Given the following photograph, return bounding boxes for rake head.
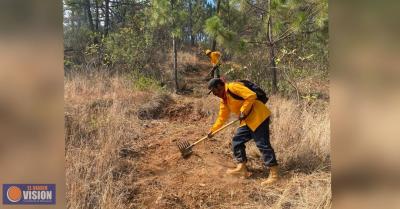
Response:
[176,140,193,158]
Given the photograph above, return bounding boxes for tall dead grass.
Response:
[65,71,146,209]
[268,96,330,173]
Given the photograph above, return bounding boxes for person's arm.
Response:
[210,100,230,133]
[229,82,256,116]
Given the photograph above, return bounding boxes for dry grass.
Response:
[268,96,330,173]
[65,71,145,209]
[65,71,331,209]
[178,51,199,67]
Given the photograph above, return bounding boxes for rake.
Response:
[177,119,239,158]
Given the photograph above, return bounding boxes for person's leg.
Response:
[215,65,220,78]
[251,117,279,185]
[251,117,278,167]
[226,125,253,177]
[232,126,252,163]
[210,68,215,78]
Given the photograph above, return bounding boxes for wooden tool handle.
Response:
[192,119,239,146]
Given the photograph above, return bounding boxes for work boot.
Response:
[226,163,251,178]
[261,165,279,186]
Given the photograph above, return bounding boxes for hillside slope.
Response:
[65,60,331,209]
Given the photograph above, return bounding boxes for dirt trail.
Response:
[128,63,310,208]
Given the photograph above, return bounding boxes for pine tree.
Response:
[150,0,188,93]
[232,0,328,94]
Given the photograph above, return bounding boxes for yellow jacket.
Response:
[210,51,221,65]
[210,82,271,132]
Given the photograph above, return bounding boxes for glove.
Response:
[207,131,214,138]
[239,112,246,121]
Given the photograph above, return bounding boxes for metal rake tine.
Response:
[184,141,191,149]
[182,143,188,150]
[177,142,184,151]
[177,141,189,151]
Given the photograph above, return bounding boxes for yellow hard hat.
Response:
[205,49,212,55]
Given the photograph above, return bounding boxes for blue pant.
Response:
[232,118,278,167]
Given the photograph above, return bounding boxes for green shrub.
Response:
[103,28,148,70]
[126,71,164,92]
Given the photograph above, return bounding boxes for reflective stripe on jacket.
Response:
[210,82,271,132]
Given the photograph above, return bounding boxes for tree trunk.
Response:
[71,10,76,30]
[95,0,99,31]
[211,0,221,50]
[189,0,194,46]
[267,0,278,94]
[173,36,178,92]
[269,40,278,94]
[227,0,231,29]
[77,10,82,28]
[104,0,110,35]
[170,0,179,92]
[85,0,94,31]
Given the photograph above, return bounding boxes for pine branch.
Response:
[245,40,268,45]
[244,0,267,14]
[274,3,324,44]
[109,0,150,8]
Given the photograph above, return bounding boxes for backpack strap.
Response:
[227,88,244,100]
[227,81,249,101]
[227,87,254,117]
